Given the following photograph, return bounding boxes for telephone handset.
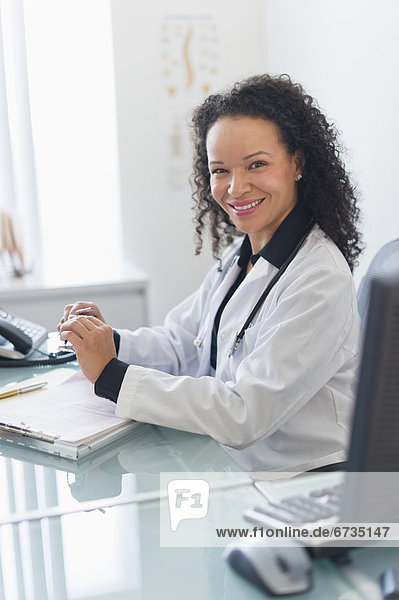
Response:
[0,308,47,359]
[0,319,34,356]
[0,307,75,366]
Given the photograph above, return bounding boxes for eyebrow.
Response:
[243,151,273,160]
[209,151,273,166]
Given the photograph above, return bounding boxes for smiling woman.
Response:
[206,117,301,255]
[191,74,362,272]
[59,74,363,473]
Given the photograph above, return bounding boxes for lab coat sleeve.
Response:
[115,264,219,376]
[115,264,359,449]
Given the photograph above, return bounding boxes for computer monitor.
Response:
[341,274,399,523]
[347,274,399,472]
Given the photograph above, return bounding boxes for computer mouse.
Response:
[225,540,313,596]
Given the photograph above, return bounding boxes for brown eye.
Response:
[249,160,267,169]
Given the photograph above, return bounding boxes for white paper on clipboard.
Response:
[0,369,137,459]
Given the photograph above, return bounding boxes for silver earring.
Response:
[296,174,302,181]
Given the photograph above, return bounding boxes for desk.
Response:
[1,364,399,599]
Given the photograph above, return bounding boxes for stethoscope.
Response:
[227,217,316,357]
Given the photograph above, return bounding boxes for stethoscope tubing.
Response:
[228,218,316,357]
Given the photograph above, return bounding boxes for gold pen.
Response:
[0,381,48,400]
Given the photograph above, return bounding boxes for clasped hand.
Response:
[57,302,116,384]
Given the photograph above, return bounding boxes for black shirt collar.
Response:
[237,204,314,269]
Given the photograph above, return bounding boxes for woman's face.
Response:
[206,116,302,254]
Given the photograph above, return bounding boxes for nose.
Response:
[227,170,251,198]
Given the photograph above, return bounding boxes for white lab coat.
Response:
[115,225,361,472]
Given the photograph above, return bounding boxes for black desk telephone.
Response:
[0,307,75,367]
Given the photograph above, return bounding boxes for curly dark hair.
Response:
[190,74,363,271]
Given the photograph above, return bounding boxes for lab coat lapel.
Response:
[219,258,278,332]
[194,254,243,376]
[207,257,242,318]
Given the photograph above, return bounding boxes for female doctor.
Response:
[58,74,363,472]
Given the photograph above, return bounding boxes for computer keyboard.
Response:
[245,482,343,528]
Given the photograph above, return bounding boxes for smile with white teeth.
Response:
[231,198,264,211]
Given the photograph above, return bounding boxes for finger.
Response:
[58,302,94,332]
[58,312,104,331]
[57,316,70,331]
[62,303,74,319]
[85,316,105,326]
[57,304,73,331]
[59,330,83,351]
[66,315,105,333]
[72,303,105,323]
[76,316,101,331]
[59,316,96,338]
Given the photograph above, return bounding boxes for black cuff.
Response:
[113,330,121,354]
[95,358,129,403]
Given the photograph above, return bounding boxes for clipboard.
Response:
[0,368,139,460]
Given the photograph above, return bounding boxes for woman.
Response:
[58,74,363,472]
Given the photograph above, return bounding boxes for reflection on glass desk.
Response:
[2,491,399,600]
[0,423,244,524]
[3,365,399,599]
[0,362,247,600]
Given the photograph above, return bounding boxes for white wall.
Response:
[111,0,399,326]
[261,0,399,285]
[110,0,265,324]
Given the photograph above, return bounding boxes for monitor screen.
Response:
[348,274,399,471]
